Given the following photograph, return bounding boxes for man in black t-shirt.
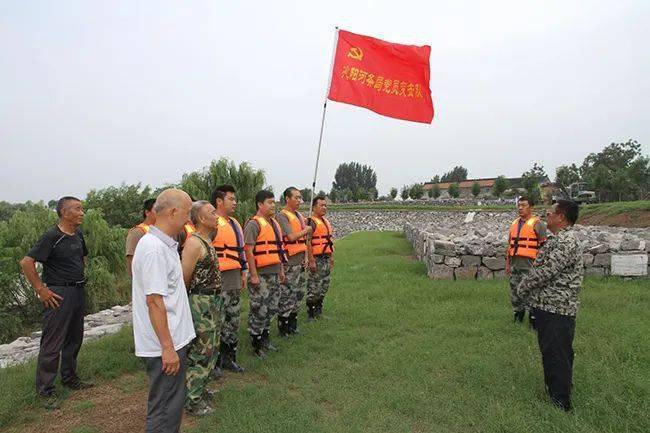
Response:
[20,196,93,409]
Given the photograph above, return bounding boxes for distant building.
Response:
[423,176,554,199]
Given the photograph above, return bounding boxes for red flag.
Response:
[327,30,434,124]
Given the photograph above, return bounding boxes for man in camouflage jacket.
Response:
[517,199,583,412]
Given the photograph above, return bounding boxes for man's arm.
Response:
[245,244,259,285]
[146,294,180,375]
[517,238,572,300]
[20,256,63,309]
[181,237,202,287]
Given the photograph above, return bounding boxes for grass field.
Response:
[1,232,649,433]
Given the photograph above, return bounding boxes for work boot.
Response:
[210,364,223,380]
[261,329,277,352]
[513,310,525,323]
[289,312,300,334]
[250,333,267,359]
[528,311,538,330]
[62,377,94,390]
[220,341,245,373]
[315,298,324,319]
[278,316,291,338]
[306,300,317,321]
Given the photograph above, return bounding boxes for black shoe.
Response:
[210,364,223,379]
[307,300,317,321]
[38,391,61,410]
[62,378,94,390]
[289,312,300,334]
[315,299,324,319]
[250,333,267,359]
[278,316,291,338]
[513,311,525,323]
[550,396,572,412]
[262,329,277,352]
[220,342,245,373]
[528,311,537,330]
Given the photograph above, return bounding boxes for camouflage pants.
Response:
[220,271,242,346]
[278,263,307,318]
[247,273,280,336]
[185,294,221,408]
[307,255,331,303]
[509,268,530,313]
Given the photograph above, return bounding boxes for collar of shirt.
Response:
[149,226,179,250]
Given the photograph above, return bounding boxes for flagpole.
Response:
[308,26,339,219]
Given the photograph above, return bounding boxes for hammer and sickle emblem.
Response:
[347,47,363,61]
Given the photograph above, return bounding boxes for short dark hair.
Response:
[312,195,326,207]
[142,198,156,218]
[518,195,535,206]
[56,196,81,217]
[555,199,579,225]
[283,187,299,202]
[211,184,236,205]
[255,190,274,209]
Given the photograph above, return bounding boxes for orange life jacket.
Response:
[508,216,542,259]
[310,216,334,256]
[250,215,287,268]
[212,216,246,271]
[184,223,196,236]
[134,223,150,234]
[280,209,307,257]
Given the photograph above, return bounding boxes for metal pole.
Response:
[307,26,339,219]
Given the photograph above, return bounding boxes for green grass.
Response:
[580,200,650,216]
[1,232,648,432]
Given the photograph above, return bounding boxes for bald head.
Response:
[153,189,192,236]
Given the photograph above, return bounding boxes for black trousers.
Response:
[144,346,189,433]
[533,308,575,409]
[36,285,85,395]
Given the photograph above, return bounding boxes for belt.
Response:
[47,280,86,287]
[188,288,219,296]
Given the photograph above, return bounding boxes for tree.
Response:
[580,140,649,201]
[85,183,153,229]
[521,163,547,204]
[448,183,460,198]
[429,183,441,198]
[179,157,266,222]
[409,183,424,199]
[440,166,468,183]
[389,187,398,200]
[471,181,481,197]
[400,185,410,200]
[492,176,509,198]
[431,175,440,183]
[555,164,581,196]
[331,162,378,203]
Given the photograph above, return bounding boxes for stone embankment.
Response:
[403,212,649,280]
[0,305,132,368]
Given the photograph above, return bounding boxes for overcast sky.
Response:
[1,0,648,203]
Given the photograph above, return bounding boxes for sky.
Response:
[1,0,649,203]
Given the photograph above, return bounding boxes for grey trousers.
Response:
[36,285,85,395]
[144,345,189,433]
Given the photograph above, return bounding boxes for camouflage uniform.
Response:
[185,294,221,408]
[247,273,280,335]
[516,227,584,411]
[285,263,306,314]
[185,234,222,410]
[307,255,331,306]
[509,268,529,313]
[220,270,242,346]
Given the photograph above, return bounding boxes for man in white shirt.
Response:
[132,189,196,433]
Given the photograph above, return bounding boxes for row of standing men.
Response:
[127,185,335,427]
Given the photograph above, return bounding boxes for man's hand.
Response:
[279,271,286,284]
[308,258,316,273]
[505,258,511,275]
[240,272,247,292]
[329,256,334,268]
[161,346,180,375]
[250,273,260,286]
[304,226,313,236]
[36,285,63,309]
